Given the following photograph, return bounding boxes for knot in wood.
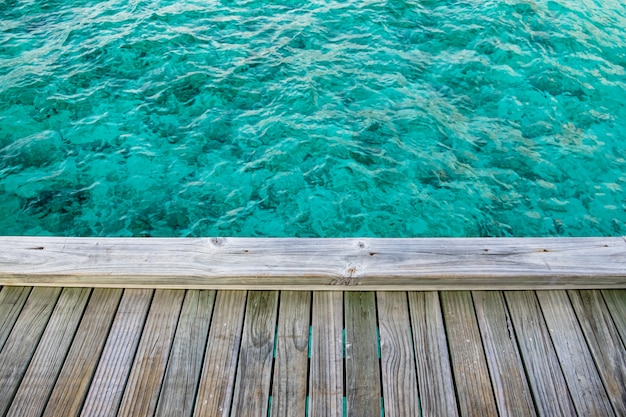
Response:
[210,237,225,247]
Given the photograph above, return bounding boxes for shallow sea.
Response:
[1,0,625,237]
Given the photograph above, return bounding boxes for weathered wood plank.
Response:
[601,290,626,347]
[376,291,419,416]
[536,290,615,417]
[154,290,216,417]
[472,291,536,417]
[0,287,62,416]
[0,286,31,352]
[408,291,459,417]
[271,291,311,417]
[80,289,153,417]
[344,291,381,417]
[1,237,625,289]
[440,291,498,417]
[6,287,91,417]
[568,290,626,415]
[42,288,122,417]
[504,291,577,417]
[309,291,343,417]
[230,291,279,417]
[117,289,186,417]
[193,290,247,417]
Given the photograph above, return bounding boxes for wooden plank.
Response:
[80,289,153,417]
[194,291,247,417]
[0,286,31,352]
[568,290,626,416]
[536,290,615,417]
[344,291,381,417]
[271,291,311,417]
[408,292,459,417]
[601,290,626,346]
[1,237,625,290]
[504,291,577,417]
[193,290,247,417]
[472,291,536,417]
[154,290,216,417]
[6,287,91,417]
[440,291,498,417]
[309,291,343,417]
[117,289,186,417]
[376,291,419,416]
[230,291,279,417]
[0,287,61,416]
[42,288,123,417]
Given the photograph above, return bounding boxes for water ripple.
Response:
[1,0,625,237]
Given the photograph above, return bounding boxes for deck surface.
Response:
[1,286,625,417]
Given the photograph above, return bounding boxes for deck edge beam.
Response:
[1,237,625,289]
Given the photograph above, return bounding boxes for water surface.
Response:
[1,0,625,237]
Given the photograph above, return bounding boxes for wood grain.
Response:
[568,290,626,415]
[271,291,311,417]
[80,289,153,417]
[0,287,61,416]
[344,291,381,417]
[117,289,186,417]
[536,290,615,417]
[601,290,626,347]
[309,291,343,417]
[472,291,536,417]
[155,290,216,417]
[504,291,577,417]
[43,288,122,417]
[0,286,31,352]
[440,291,498,417]
[230,291,279,417]
[376,291,419,416]
[6,287,91,417]
[1,237,625,289]
[408,292,459,417]
[193,290,246,417]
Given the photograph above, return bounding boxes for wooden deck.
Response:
[1,286,625,417]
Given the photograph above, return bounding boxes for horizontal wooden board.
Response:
[0,237,625,289]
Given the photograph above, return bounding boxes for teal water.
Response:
[1,0,625,237]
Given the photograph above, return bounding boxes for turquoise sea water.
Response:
[1,0,625,237]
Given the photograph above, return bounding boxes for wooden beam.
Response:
[0,237,625,290]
